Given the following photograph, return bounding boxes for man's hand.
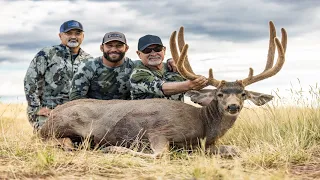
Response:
[188,76,208,90]
[37,107,52,117]
[166,58,177,72]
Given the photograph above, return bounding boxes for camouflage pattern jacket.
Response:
[69,57,135,100]
[24,44,92,121]
[130,61,185,101]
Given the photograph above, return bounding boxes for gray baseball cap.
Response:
[102,32,127,44]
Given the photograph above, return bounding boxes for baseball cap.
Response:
[102,32,127,44]
[138,35,163,51]
[60,20,83,33]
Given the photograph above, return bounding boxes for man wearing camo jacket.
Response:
[130,35,208,101]
[69,32,134,100]
[24,20,93,130]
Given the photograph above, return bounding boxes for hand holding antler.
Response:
[187,76,208,90]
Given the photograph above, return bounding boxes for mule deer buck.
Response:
[40,21,287,158]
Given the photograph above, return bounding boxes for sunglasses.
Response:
[141,46,163,54]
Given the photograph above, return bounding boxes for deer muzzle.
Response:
[226,104,240,114]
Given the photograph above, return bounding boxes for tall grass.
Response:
[0,86,319,179]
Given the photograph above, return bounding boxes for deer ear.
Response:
[185,89,216,106]
[246,90,273,106]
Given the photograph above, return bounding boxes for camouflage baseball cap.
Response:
[60,20,83,33]
[102,32,127,44]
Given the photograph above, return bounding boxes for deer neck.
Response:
[200,100,239,145]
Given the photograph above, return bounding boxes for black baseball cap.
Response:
[138,35,163,51]
[60,20,83,33]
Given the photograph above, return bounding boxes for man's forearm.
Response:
[24,78,41,110]
[161,81,191,96]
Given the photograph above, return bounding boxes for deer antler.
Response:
[208,68,221,87]
[170,28,197,80]
[170,27,221,87]
[241,21,287,86]
[177,27,195,75]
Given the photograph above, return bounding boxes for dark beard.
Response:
[103,52,125,63]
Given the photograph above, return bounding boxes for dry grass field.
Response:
[0,92,319,179]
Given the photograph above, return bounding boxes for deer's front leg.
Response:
[149,135,169,158]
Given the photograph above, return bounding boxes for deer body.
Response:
[40,98,237,150]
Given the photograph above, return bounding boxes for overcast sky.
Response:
[0,0,319,104]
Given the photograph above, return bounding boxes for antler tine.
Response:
[170,30,180,65]
[172,26,223,85]
[264,23,287,73]
[178,27,195,74]
[281,28,287,53]
[242,37,285,86]
[177,44,199,80]
[171,27,199,80]
[208,68,221,87]
[264,21,277,71]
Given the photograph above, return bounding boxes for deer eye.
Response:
[217,93,223,98]
[241,92,247,97]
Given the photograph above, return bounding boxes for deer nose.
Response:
[227,104,240,112]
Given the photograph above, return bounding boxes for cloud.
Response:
[0,0,320,98]
[123,0,320,40]
[1,0,319,64]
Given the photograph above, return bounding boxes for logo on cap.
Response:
[108,34,122,38]
[68,21,80,28]
[102,32,127,44]
[60,20,83,33]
